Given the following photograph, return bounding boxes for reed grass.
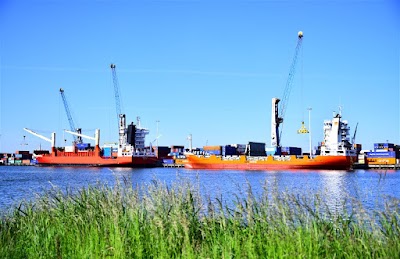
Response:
[0,177,399,258]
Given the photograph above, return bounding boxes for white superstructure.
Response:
[320,112,357,157]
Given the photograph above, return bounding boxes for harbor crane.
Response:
[271,31,304,148]
[59,88,82,144]
[64,129,101,155]
[23,128,56,154]
[110,64,127,148]
[351,122,359,144]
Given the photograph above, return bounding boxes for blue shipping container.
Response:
[103,147,112,157]
[163,159,174,164]
[366,151,396,158]
[224,145,237,156]
[77,143,90,149]
[374,143,394,149]
[207,150,221,155]
[280,147,302,155]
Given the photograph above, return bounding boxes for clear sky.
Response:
[1,0,399,154]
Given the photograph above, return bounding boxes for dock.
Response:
[162,163,185,168]
[353,163,400,170]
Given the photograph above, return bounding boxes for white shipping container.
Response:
[374,149,389,152]
[65,146,75,152]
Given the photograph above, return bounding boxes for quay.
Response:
[353,163,400,170]
[163,163,185,168]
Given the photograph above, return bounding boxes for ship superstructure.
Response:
[110,64,156,161]
[320,110,357,157]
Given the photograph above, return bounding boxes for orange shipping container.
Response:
[366,157,396,165]
[22,159,31,165]
[203,146,221,151]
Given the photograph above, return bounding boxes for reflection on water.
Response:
[0,166,399,214]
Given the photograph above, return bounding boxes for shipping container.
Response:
[366,157,396,165]
[374,143,395,150]
[14,160,22,165]
[175,158,187,165]
[281,147,302,155]
[223,145,237,156]
[22,159,31,165]
[155,146,171,158]
[14,154,23,159]
[163,159,174,164]
[170,146,184,153]
[22,154,32,160]
[103,147,112,157]
[206,150,221,155]
[65,146,75,152]
[16,150,30,155]
[203,146,222,151]
[366,151,396,158]
[76,143,90,150]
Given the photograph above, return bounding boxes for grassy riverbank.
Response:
[0,179,399,258]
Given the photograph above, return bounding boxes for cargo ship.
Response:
[25,119,158,167]
[185,98,357,170]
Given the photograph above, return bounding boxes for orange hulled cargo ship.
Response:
[184,98,357,171]
[185,153,354,170]
[185,32,357,171]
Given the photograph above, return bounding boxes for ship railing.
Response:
[247,156,267,161]
[272,156,291,161]
[222,156,241,161]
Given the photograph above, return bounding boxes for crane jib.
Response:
[278,34,303,142]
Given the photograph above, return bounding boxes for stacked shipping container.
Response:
[366,143,399,165]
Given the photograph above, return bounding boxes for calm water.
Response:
[0,166,399,213]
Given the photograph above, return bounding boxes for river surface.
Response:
[0,166,399,214]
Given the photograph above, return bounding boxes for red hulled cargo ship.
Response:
[27,127,159,167]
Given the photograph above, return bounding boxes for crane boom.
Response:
[271,31,303,148]
[64,129,100,147]
[352,122,358,144]
[110,64,122,118]
[110,64,127,148]
[23,128,56,147]
[59,88,82,144]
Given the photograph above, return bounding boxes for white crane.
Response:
[23,128,56,153]
[64,129,101,155]
[64,129,100,146]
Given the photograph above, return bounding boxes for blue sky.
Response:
[1,0,399,153]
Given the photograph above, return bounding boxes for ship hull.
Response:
[36,153,158,167]
[185,154,354,170]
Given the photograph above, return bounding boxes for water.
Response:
[0,166,399,214]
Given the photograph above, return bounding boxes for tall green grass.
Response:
[0,178,399,258]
